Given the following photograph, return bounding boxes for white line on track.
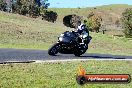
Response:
[34,59,132,63]
[1,59,132,64]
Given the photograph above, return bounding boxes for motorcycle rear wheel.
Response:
[74,45,88,57]
[74,48,82,57]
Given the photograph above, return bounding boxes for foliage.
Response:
[12,0,21,13]
[29,4,40,18]
[42,10,58,23]
[20,5,29,15]
[121,8,132,38]
[0,0,50,19]
[0,0,7,11]
[85,12,102,33]
[63,14,82,28]
[39,0,50,9]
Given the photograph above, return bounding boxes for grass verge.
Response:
[0,60,132,88]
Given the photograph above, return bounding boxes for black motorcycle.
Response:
[48,31,92,56]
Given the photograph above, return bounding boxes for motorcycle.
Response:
[48,31,92,56]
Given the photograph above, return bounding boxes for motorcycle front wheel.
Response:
[48,43,60,56]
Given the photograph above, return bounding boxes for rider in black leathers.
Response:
[74,21,91,44]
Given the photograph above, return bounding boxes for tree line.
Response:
[0,0,58,22]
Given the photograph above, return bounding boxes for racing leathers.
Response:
[76,23,90,44]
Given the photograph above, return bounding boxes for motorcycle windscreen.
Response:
[63,31,76,38]
[59,31,77,43]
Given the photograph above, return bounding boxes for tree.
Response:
[38,0,50,15]
[121,8,132,38]
[20,5,28,15]
[39,0,50,9]
[0,0,54,21]
[29,4,40,18]
[28,0,50,17]
[12,0,22,13]
[42,10,57,22]
[63,14,82,28]
[85,12,102,33]
[0,0,7,11]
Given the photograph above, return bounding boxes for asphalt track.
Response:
[0,48,132,64]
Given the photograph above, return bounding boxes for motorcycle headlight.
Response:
[59,37,63,41]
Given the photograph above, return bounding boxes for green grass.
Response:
[88,33,132,55]
[0,11,66,49]
[0,60,132,88]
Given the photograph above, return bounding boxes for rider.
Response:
[75,21,90,44]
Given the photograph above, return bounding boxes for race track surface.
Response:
[0,48,132,63]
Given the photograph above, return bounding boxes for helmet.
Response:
[78,24,85,30]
